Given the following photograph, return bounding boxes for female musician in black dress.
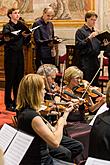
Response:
[16,74,83,164]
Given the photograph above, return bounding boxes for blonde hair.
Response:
[64,66,83,84]
[16,74,44,110]
[106,80,110,108]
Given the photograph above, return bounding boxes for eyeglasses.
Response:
[72,77,82,82]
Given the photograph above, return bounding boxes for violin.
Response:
[38,102,64,124]
[62,85,99,113]
[74,80,103,98]
[39,100,68,116]
[76,86,98,98]
[39,63,79,119]
[39,98,79,120]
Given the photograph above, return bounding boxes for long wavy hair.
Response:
[16,74,44,111]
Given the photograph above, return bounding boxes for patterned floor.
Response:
[0,89,15,128]
[0,89,5,112]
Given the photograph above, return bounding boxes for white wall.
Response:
[54,26,76,44]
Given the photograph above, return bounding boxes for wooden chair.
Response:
[98,56,109,93]
[59,45,75,70]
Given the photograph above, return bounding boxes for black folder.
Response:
[96,31,110,42]
[21,23,32,34]
[11,24,41,36]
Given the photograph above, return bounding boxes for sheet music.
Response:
[29,25,42,32]
[89,103,109,126]
[85,157,110,165]
[11,30,21,35]
[4,131,34,165]
[11,25,41,35]
[0,124,34,165]
[0,124,17,152]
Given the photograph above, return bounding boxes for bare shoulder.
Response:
[31,115,48,131]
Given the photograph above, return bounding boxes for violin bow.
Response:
[59,60,66,98]
[40,61,61,118]
[40,61,53,96]
[81,67,101,99]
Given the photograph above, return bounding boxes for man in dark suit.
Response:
[33,7,56,70]
[75,11,100,86]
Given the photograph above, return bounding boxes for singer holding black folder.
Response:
[75,11,107,87]
[2,8,31,111]
[32,7,56,70]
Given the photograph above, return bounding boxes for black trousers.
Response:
[4,50,24,107]
[108,57,110,79]
[35,46,55,70]
[81,56,100,86]
[49,135,83,163]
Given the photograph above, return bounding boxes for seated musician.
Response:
[63,66,106,118]
[16,74,83,164]
[88,80,110,161]
[37,64,60,100]
[37,64,83,122]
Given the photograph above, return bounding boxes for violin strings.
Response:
[60,60,66,100]
[40,61,61,119]
[81,67,101,99]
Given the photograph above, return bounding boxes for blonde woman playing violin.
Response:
[63,66,106,117]
[16,74,83,164]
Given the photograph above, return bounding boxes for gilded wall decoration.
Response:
[0,0,95,26]
[0,0,33,16]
